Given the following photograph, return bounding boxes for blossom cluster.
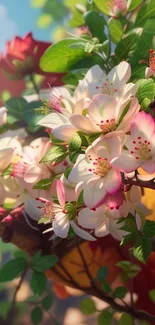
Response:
[0,61,154,242]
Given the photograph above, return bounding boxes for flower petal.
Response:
[104,169,122,194]
[52,124,77,142]
[71,221,96,241]
[112,153,140,173]
[53,212,70,238]
[56,180,65,208]
[38,112,70,128]
[84,178,107,209]
[78,206,105,229]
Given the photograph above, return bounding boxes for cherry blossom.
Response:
[113,111,155,174]
[68,134,123,209]
[70,94,140,134]
[0,137,22,175]
[38,180,96,241]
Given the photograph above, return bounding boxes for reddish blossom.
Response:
[0,32,64,82]
[0,70,25,106]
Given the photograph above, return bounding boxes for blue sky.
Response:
[0,0,52,51]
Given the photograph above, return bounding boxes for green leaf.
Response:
[38,217,49,224]
[31,306,43,325]
[64,166,72,179]
[40,145,67,163]
[97,310,112,325]
[33,178,54,190]
[97,266,108,281]
[115,29,140,61]
[50,133,65,145]
[65,203,77,220]
[119,214,137,232]
[93,0,110,15]
[69,9,85,27]
[0,258,26,282]
[2,163,13,176]
[77,190,84,207]
[69,132,82,152]
[128,0,143,11]
[14,250,28,260]
[118,313,133,325]
[6,97,27,124]
[101,281,112,294]
[30,252,58,272]
[102,40,110,58]
[149,289,155,303]
[114,286,127,299]
[40,39,86,73]
[120,232,137,246]
[116,261,141,278]
[117,102,131,126]
[84,11,107,42]
[133,235,152,263]
[42,295,53,310]
[31,271,47,296]
[143,220,155,237]
[23,100,44,132]
[69,151,79,163]
[108,18,123,44]
[80,298,96,315]
[135,0,155,27]
[136,79,155,104]
[141,98,151,110]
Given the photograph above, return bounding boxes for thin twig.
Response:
[76,244,155,322]
[122,176,155,190]
[6,264,29,320]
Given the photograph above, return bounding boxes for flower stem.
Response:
[29,74,40,96]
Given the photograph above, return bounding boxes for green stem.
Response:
[29,74,40,96]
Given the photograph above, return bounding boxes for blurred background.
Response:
[0,1,105,324]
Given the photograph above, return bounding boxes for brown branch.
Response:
[76,244,155,322]
[122,176,155,190]
[1,207,155,322]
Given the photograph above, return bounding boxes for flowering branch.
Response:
[122,174,155,190]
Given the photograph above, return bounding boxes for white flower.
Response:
[0,137,22,175]
[78,205,126,241]
[38,62,136,141]
[39,180,96,241]
[113,111,155,174]
[70,94,140,134]
[68,134,123,209]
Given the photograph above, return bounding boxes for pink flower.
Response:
[113,111,155,174]
[39,180,96,241]
[68,134,123,209]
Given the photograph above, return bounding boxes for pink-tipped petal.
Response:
[56,179,65,208]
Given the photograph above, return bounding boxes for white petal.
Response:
[84,178,107,209]
[71,221,96,241]
[104,169,122,194]
[131,111,155,140]
[70,114,100,133]
[108,61,131,89]
[38,112,70,128]
[78,206,105,229]
[24,197,42,221]
[88,94,117,124]
[53,212,70,238]
[68,155,92,184]
[112,153,140,173]
[95,223,109,237]
[52,124,77,142]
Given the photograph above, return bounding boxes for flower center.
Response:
[88,156,111,177]
[96,79,118,96]
[42,202,55,221]
[49,92,63,113]
[96,118,116,134]
[130,137,152,160]
[11,161,28,178]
